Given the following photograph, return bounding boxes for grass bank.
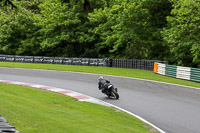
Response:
[0,83,154,133]
[0,62,200,88]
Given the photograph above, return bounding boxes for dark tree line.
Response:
[0,0,200,67]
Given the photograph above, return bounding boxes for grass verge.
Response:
[0,62,200,88]
[0,83,154,133]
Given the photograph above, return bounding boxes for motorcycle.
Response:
[102,83,119,99]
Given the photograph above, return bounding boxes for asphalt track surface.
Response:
[1,67,200,133]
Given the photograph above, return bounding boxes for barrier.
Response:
[157,63,166,75]
[0,55,109,67]
[0,54,165,71]
[111,59,162,71]
[191,68,200,82]
[154,62,200,82]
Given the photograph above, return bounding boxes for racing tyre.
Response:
[111,90,119,99]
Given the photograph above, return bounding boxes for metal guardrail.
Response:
[191,68,200,82]
[166,64,177,78]
[0,115,20,133]
[0,54,165,71]
[154,62,200,82]
[0,55,109,67]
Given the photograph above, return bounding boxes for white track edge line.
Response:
[0,79,166,133]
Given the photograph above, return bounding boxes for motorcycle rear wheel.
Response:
[111,90,119,99]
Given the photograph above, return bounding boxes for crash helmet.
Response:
[98,76,104,80]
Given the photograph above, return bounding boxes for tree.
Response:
[0,0,107,57]
[0,0,42,55]
[88,0,172,59]
[0,0,17,9]
[33,0,107,57]
[162,0,200,67]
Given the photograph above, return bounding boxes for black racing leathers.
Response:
[98,79,110,93]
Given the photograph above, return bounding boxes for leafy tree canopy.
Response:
[162,0,200,67]
[1,0,200,67]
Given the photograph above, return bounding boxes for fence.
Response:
[0,55,109,67]
[111,59,163,71]
[0,54,165,71]
[154,62,200,82]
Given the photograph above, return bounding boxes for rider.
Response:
[98,76,110,93]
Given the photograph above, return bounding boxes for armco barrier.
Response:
[191,68,200,82]
[177,66,191,80]
[166,64,177,78]
[154,62,200,82]
[0,54,165,71]
[157,63,166,75]
[0,55,109,67]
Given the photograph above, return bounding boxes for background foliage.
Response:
[0,0,200,67]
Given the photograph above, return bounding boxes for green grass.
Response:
[0,62,200,88]
[0,83,153,133]
[1,61,198,133]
